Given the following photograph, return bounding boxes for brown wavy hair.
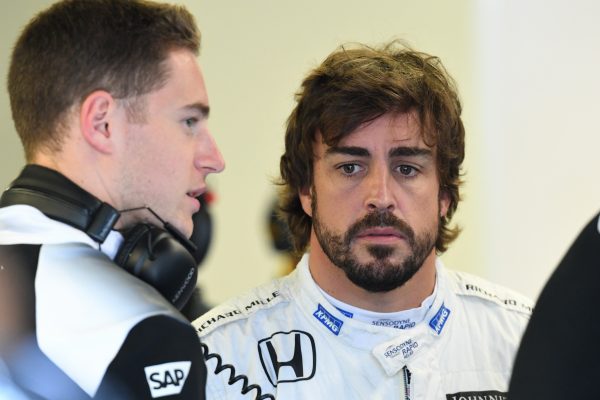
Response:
[278,41,465,254]
[8,0,200,160]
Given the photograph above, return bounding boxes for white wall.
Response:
[473,0,600,298]
[2,0,597,305]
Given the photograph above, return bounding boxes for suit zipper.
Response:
[402,366,411,400]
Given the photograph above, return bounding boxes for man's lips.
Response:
[354,227,407,241]
[187,187,206,198]
[186,189,205,212]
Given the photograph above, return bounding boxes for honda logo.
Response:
[258,330,316,386]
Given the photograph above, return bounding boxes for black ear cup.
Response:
[189,195,212,265]
[115,224,198,310]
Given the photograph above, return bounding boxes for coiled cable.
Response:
[201,342,276,400]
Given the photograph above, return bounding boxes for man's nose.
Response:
[195,130,225,174]
[364,166,396,212]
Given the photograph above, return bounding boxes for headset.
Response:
[0,164,206,310]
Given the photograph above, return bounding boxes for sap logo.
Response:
[429,303,451,335]
[258,330,316,386]
[313,304,343,335]
[144,361,191,398]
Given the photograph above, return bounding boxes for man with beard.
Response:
[194,41,531,399]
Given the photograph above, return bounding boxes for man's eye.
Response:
[184,117,198,128]
[339,164,361,175]
[397,165,417,176]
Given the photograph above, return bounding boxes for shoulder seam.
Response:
[450,271,533,315]
[194,289,284,335]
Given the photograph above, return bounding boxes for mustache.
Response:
[344,210,415,245]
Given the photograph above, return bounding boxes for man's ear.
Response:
[79,90,117,154]
[298,186,313,217]
[439,188,451,218]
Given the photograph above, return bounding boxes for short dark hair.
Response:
[279,41,465,254]
[8,0,201,160]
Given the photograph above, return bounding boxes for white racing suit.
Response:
[194,254,532,400]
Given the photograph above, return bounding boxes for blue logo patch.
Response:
[428,303,451,335]
[313,304,343,335]
[335,307,354,318]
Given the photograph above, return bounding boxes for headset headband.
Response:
[0,164,120,242]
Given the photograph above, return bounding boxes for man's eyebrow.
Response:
[325,146,370,157]
[389,146,432,158]
[324,146,433,159]
[182,103,210,118]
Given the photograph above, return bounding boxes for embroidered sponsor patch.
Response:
[446,390,507,400]
[195,291,280,334]
[428,303,450,335]
[463,283,533,313]
[313,304,343,335]
[144,361,191,398]
[372,318,415,329]
[383,338,419,360]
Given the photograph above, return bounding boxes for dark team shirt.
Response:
[509,212,600,399]
[0,205,206,399]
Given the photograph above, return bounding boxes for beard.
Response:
[312,196,438,293]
